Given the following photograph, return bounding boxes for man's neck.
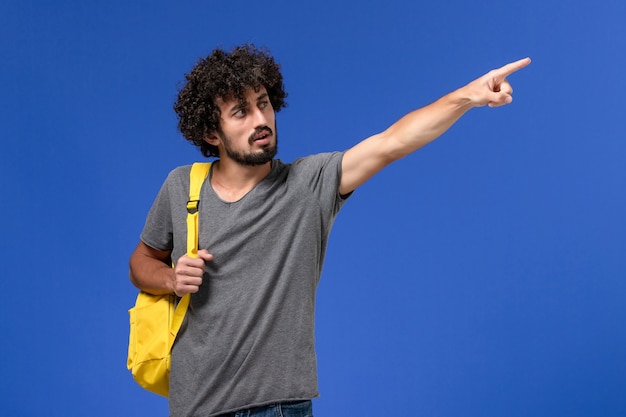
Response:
[210,159,272,203]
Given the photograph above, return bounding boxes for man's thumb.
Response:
[197,249,213,261]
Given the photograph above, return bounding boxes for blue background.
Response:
[1,0,625,416]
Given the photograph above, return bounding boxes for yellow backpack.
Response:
[127,162,211,397]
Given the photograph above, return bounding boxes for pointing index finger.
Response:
[494,57,531,79]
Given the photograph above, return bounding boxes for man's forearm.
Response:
[381,87,475,160]
[129,243,175,295]
[339,88,475,194]
[379,57,531,161]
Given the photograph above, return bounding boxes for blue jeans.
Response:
[217,400,313,417]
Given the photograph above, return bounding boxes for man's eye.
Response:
[234,109,246,117]
[259,101,268,109]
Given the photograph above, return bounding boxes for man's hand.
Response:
[173,249,213,297]
[464,57,531,108]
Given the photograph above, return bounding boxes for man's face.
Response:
[212,86,277,166]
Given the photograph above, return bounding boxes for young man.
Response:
[129,44,530,417]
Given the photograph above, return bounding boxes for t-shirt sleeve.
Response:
[140,170,178,252]
[292,151,352,219]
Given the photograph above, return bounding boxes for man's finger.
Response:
[197,249,214,261]
[499,80,513,95]
[494,57,531,79]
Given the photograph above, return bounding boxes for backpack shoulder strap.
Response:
[171,162,211,335]
[185,162,211,258]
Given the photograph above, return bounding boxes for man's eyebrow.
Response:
[228,93,268,112]
[229,100,249,112]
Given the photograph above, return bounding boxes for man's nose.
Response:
[253,107,268,126]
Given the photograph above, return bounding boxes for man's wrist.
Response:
[164,267,177,294]
[448,85,479,111]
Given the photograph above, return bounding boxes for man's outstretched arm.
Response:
[339,57,531,195]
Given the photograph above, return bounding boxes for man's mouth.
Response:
[250,127,273,144]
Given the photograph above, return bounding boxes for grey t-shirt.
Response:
[140,152,349,417]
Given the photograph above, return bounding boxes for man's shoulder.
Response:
[168,164,193,176]
[152,164,200,196]
[290,151,344,171]
[164,162,212,183]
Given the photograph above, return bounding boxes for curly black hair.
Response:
[173,44,287,158]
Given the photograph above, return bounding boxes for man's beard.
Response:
[219,125,278,166]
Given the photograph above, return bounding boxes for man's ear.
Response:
[204,133,220,146]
